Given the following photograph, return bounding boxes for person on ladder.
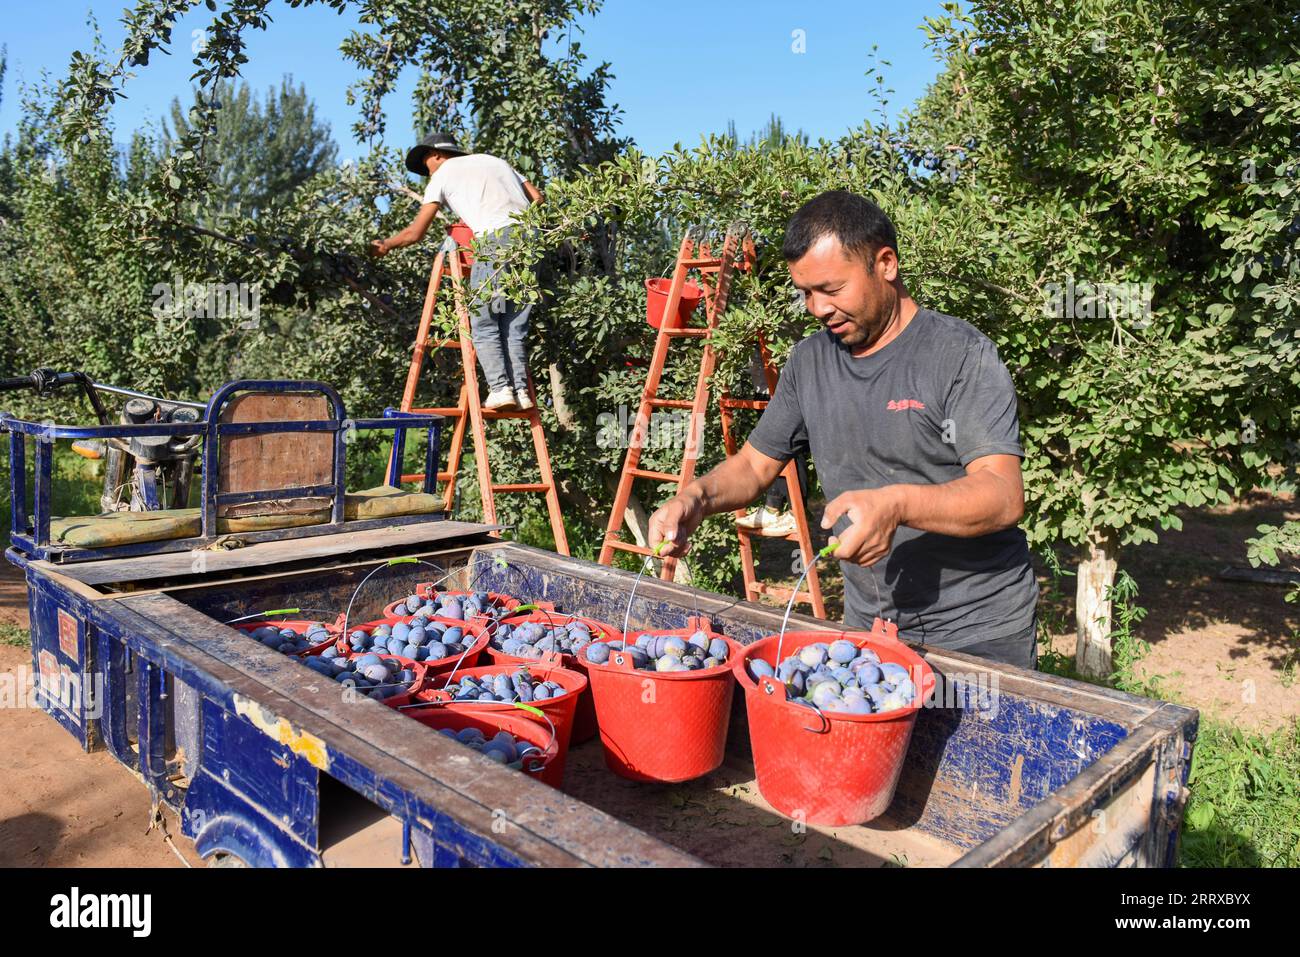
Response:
[648,190,1038,669]
[369,131,544,411]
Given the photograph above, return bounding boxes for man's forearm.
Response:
[682,455,769,517]
[888,471,1023,538]
[379,228,419,252]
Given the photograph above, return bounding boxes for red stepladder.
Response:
[389,225,569,555]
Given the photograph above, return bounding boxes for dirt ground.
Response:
[0,491,1295,866]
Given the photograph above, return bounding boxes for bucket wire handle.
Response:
[772,542,847,680]
[342,557,446,641]
[620,539,669,646]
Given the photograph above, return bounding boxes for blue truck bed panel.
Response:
[16,537,1198,868]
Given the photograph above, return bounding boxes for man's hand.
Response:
[368,239,389,258]
[648,493,705,559]
[820,487,903,566]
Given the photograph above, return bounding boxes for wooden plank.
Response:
[35,520,501,587]
[104,593,701,867]
[218,393,333,517]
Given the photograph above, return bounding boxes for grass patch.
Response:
[1181,721,1300,867]
[0,623,30,648]
[1036,570,1299,867]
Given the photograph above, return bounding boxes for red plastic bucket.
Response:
[346,618,489,677]
[447,221,475,266]
[734,620,935,826]
[582,617,739,782]
[403,705,565,788]
[483,611,620,745]
[412,662,586,770]
[645,278,705,330]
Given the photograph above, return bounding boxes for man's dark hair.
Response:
[782,190,899,264]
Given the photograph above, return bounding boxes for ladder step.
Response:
[433,339,462,348]
[409,406,464,417]
[482,409,534,420]
[748,581,814,602]
[628,467,683,483]
[605,539,659,557]
[680,258,722,267]
[491,482,551,493]
[720,397,768,411]
[399,471,454,483]
[662,328,710,339]
[646,398,694,410]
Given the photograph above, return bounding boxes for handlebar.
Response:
[0,369,87,394]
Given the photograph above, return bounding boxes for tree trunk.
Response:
[546,361,577,430]
[1075,536,1118,679]
[602,472,691,584]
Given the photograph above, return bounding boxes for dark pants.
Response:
[954,617,1039,670]
[766,453,810,511]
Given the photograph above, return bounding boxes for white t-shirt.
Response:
[421,154,531,236]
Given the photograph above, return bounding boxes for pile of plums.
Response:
[747,639,917,714]
[397,590,515,622]
[583,630,729,673]
[246,622,335,655]
[489,618,596,659]
[440,667,569,703]
[307,651,418,701]
[348,619,472,663]
[436,726,543,767]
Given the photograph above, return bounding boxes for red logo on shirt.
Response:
[887,399,926,411]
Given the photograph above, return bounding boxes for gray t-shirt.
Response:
[748,308,1037,649]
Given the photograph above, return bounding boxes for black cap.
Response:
[405,132,468,175]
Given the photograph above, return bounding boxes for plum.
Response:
[584,643,611,665]
[748,659,776,680]
[426,641,449,660]
[879,663,912,686]
[843,696,874,715]
[392,622,411,643]
[362,664,390,682]
[686,631,711,654]
[442,600,464,620]
[828,640,858,664]
[405,595,422,614]
[707,638,729,660]
[533,685,552,700]
[799,646,827,668]
[852,662,883,685]
[662,636,687,658]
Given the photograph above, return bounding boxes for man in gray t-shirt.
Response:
[648,190,1038,668]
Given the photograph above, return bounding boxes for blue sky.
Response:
[0,1,948,159]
